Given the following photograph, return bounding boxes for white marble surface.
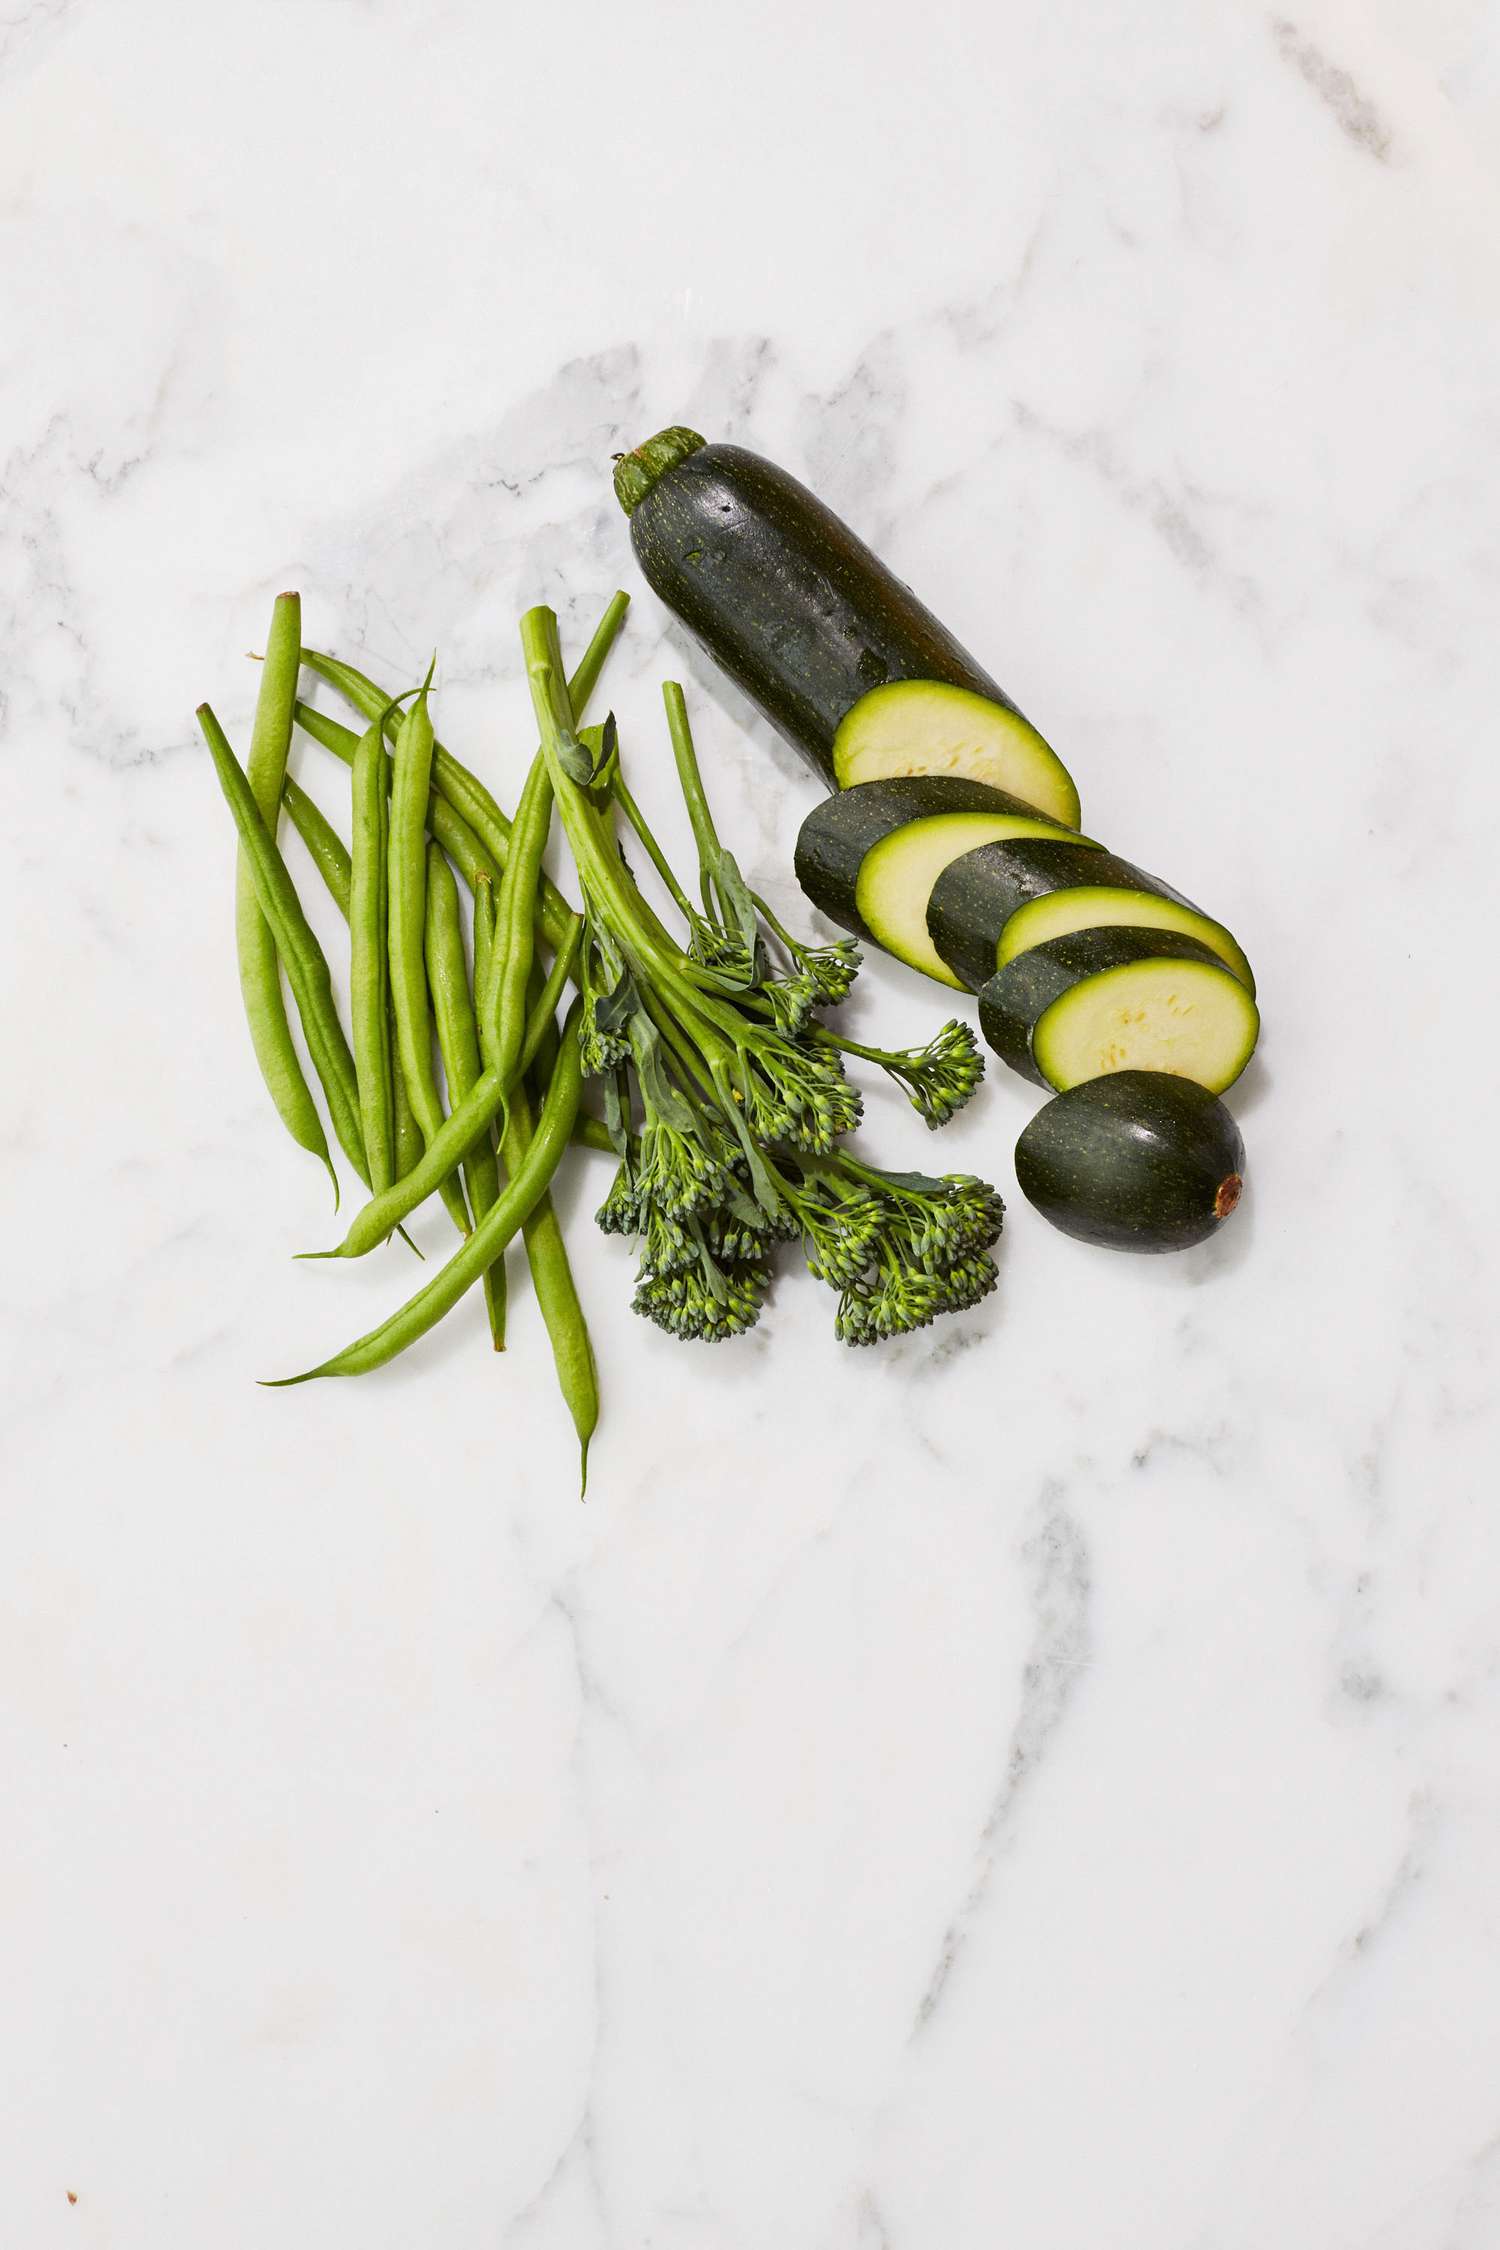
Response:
[5,0,1500,2242]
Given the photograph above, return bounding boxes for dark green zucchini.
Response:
[928,837,1255,994]
[1014,1071,1246,1253]
[794,777,1093,988]
[978,928,1252,1088]
[614,428,1080,823]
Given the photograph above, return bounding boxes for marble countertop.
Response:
[5,1,1499,2243]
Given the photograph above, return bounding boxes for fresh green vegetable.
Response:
[282,774,352,909]
[1032,955,1257,1096]
[282,774,427,1213]
[830,679,1079,824]
[499,1075,597,1487]
[295,700,499,899]
[794,777,1093,988]
[470,873,509,1337]
[426,843,507,1348]
[212,578,1008,1487]
[977,928,1239,1085]
[523,615,1001,1344]
[1014,1070,1246,1253]
[480,748,551,1108]
[928,838,1255,994]
[614,430,1078,817]
[350,711,398,1196]
[199,702,368,1190]
[234,593,334,1188]
[386,669,472,1239]
[270,1002,587,1382]
[300,590,629,955]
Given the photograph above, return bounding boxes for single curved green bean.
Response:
[483,747,551,1090]
[500,1076,597,1494]
[234,595,333,1187]
[518,915,582,1084]
[282,774,350,912]
[268,1005,584,1386]
[426,845,506,1349]
[279,777,425,1213]
[387,676,471,1238]
[200,703,367,1189]
[351,716,396,1195]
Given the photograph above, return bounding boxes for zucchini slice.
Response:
[1032,955,1258,1095]
[830,680,1080,827]
[928,837,1255,994]
[977,928,1244,1086]
[794,777,1096,989]
[1014,1070,1246,1254]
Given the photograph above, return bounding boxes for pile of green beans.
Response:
[200,591,631,1491]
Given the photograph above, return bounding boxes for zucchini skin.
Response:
[794,776,1074,948]
[1014,1070,1246,1253]
[928,839,1144,990]
[978,928,1232,1086]
[625,441,1031,789]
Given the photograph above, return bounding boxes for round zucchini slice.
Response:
[794,777,1093,989]
[1014,1070,1246,1254]
[977,927,1242,1087]
[1030,955,1259,1095]
[831,680,1081,829]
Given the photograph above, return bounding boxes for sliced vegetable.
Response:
[831,679,1078,824]
[794,777,1095,989]
[614,429,1078,817]
[1014,1070,1246,1253]
[929,838,1255,994]
[978,928,1259,1092]
[1032,957,1258,1096]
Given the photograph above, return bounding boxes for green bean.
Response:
[386,674,472,1238]
[351,716,396,1195]
[483,746,551,1091]
[282,775,351,912]
[525,956,562,1098]
[301,589,627,954]
[234,594,334,1188]
[471,873,511,1343]
[279,777,423,1227]
[314,944,581,1261]
[425,844,506,1350]
[499,1078,597,1494]
[519,916,582,1083]
[200,703,367,1189]
[294,702,497,893]
[268,1004,584,1386]
[472,870,497,1021]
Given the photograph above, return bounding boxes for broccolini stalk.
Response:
[518,603,1002,1345]
[813,1019,985,1129]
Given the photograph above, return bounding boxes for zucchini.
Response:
[1014,1070,1246,1253]
[830,680,1078,825]
[928,837,1255,994]
[978,928,1258,1090]
[614,428,1080,821]
[794,777,1094,989]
